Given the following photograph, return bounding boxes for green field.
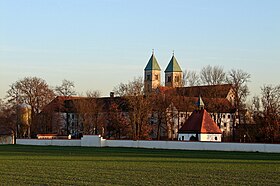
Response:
[0,145,279,185]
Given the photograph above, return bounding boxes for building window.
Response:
[167,76,171,82]
[215,137,218,140]
[228,115,231,119]
[181,113,184,117]
[182,136,184,141]
[175,76,179,82]
[224,123,227,127]
[155,74,159,80]
[223,114,226,119]
[146,75,151,81]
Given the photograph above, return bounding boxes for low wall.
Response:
[17,139,81,146]
[104,139,280,153]
[16,135,280,153]
[81,135,106,147]
[0,135,14,145]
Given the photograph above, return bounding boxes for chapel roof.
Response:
[179,109,222,134]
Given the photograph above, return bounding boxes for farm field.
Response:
[0,145,279,185]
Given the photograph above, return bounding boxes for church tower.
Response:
[164,53,183,87]
[144,51,161,94]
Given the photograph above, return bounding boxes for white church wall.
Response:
[178,133,196,141]
[199,134,222,142]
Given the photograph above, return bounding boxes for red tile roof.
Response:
[172,97,235,113]
[41,96,129,113]
[42,96,83,113]
[166,84,233,98]
[179,109,222,134]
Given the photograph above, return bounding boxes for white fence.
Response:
[16,135,280,153]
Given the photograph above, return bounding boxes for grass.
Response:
[0,145,279,185]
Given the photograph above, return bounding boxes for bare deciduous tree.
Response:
[0,101,17,141]
[149,91,170,140]
[6,77,55,136]
[200,65,226,85]
[226,69,250,111]
[259,85,280,142]
[7,77,55,115]
[114,77,152,139]
[105,102,130,139]
[86,90,101,98]
[113,77,144,97]
[226,69,250,141]
[73,92,102,136]
[182,70,200,87]
[55,79,76,96]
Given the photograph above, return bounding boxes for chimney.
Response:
[110,92,114,98]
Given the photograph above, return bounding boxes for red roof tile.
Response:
[179,109,222,134]
[166,84,233,98]
[41,96,129,113]
[172,97,235,113]
[42,96,83,113]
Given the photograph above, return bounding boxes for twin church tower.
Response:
[144,51,183,94]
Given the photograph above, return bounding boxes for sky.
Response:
[1,0,280,99]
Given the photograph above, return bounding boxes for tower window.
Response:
[146,75,151,81]
[175,76,179,82]
[167,76,171,82]
[155,74,159,80]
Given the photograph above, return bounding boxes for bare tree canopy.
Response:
[226,69,251,107]
[6,77,55,114]
[259,85,280,142]
[261,85,280,112]
[55,79,76,96]
[226,68,250,141]
[0,101,17,136]
[86,90,101,98]
[200,65,226,85]
[113,77,144,96]
[113,77,151,139]
[250,85,280,142]
[183,70,201,87]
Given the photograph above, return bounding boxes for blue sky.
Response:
[1,0,279,99]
